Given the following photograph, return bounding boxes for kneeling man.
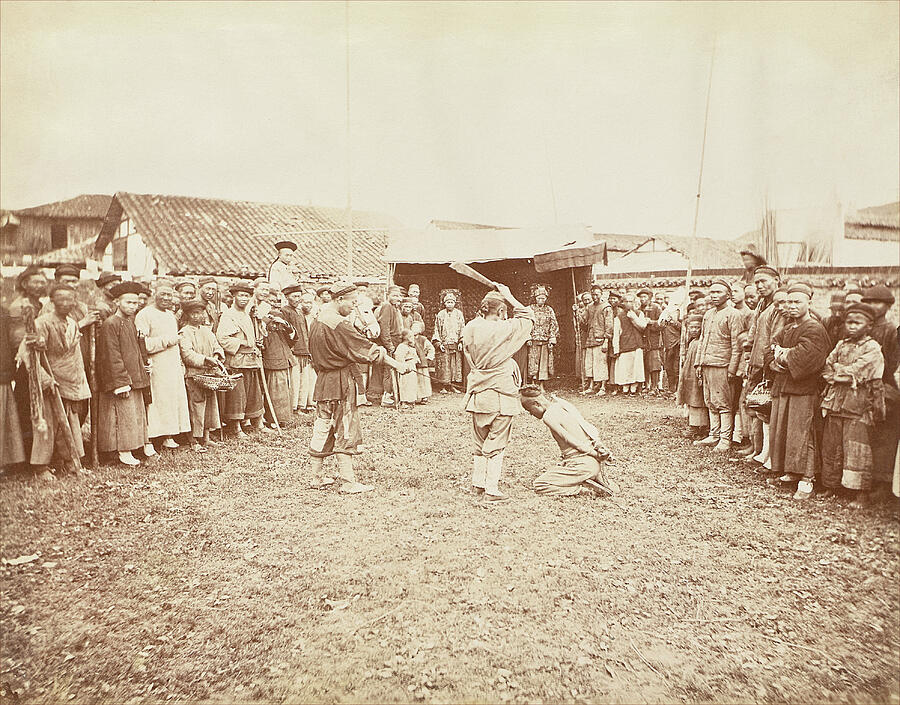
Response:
[520,386,617,496]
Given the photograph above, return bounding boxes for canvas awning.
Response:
[533,240,607,272]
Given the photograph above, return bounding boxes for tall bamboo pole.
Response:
[345,0,353,279]
[684,41,716,313]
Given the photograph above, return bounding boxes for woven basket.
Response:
[746,380,772,412]
[193,372,243,392]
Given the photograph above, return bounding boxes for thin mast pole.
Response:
[684,41,716,309]
[345,0,353,279]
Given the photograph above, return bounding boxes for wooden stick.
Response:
[257,360,282,433]
[21,307,46,435]
[39,350,83,472]
[629,640,664,678]
[87,323,99,468]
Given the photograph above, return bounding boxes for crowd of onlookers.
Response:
[2,249,898,506]
[572,257,899,506]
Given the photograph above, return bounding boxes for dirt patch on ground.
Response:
[1,392,898,704]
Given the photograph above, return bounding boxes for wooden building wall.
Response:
[0,217,102,265]
[393,260,592,377]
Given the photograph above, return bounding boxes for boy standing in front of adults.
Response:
[463,284,533,504]
[179,300,225,452]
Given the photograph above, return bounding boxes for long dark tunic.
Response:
[310,307,382,401]
[97,313,150,393]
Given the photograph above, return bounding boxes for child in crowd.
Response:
[394,328,420,409]
[677,314,708,439]
[179,300,225,452]
[519,386,617,497]
[820,303,885,507]
[414,326,435,404]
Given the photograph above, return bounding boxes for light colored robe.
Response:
[135,305,191,438]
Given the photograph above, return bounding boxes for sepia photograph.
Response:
[1,1,898,703]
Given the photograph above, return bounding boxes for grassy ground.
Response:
[1,390,898,704]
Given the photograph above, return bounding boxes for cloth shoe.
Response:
[713,412,733,452]
[694,412,721,447]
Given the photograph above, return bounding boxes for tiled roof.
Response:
[12,194,112,219]
[845,202,899,242]
[36,239,97,266]
[93,192,402,278]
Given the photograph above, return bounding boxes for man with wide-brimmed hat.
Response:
[308,281,409,493]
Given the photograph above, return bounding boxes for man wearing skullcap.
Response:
[135,279,192,452]
[738,265,786,464]
[198,276,221,332]
[406,283,425,317]
[281,285,313,413]
[462,285,534,503]
[677,314,709,438]
[95,281,151,466]
[432,290,466,394]
[820,303,885,506]
[27,284,92,473]
[40,265,99,369]
[637,287,663,394]
[216,281,269,437]
[821,290,848,347]
[694,279,744,452]
[268,241,299,294]
[308,282,409,492]
[368,285,405,405]
[178,299,225,451]
[526,285,559,392]
[765,282,831,500]
[92,272,122,322]
[860,285,899,492]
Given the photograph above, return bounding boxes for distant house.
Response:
[37,192,402,280]
[0,194,111,266]
[735,201,900,268]
[589,232,743,289]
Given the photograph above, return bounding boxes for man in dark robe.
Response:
[861,286,899,493]
[765,282,831,500]
[308,282,408,493]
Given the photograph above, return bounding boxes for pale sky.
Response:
[1,1,898,239]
